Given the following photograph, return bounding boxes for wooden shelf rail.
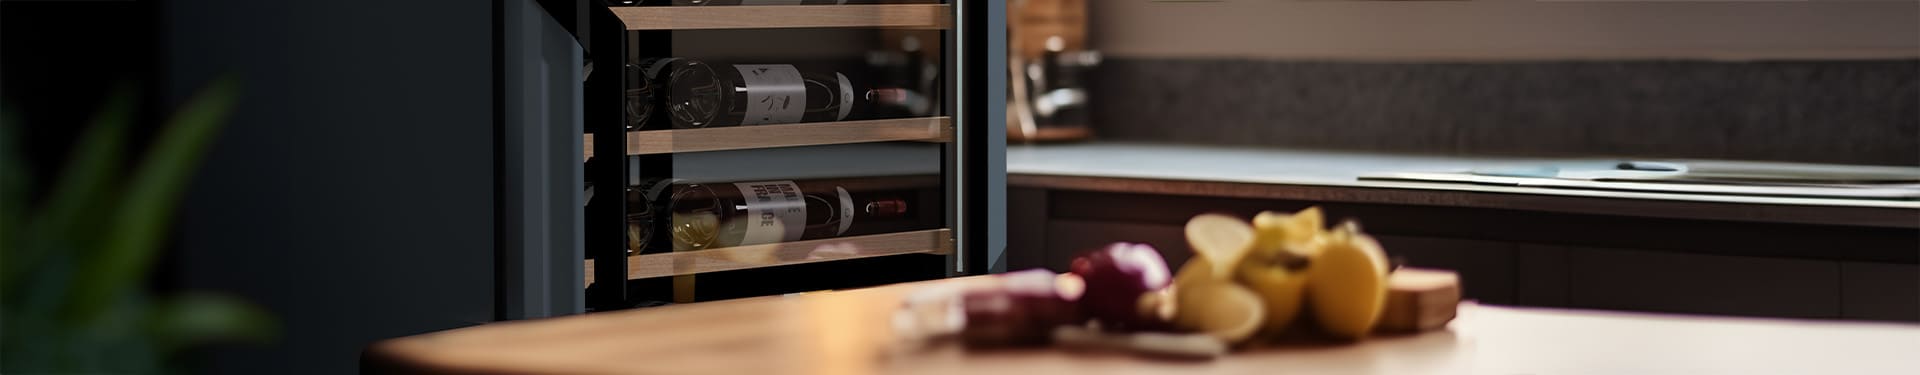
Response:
[613,4,953,30]
[585,228,953,284]
[585,116,951,159]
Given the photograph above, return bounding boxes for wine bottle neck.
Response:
[863,197,908,218]
[867,88,909,104]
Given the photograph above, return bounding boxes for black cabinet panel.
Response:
[1007,187,1051,271]
[1014,186,1915,322]
[1841,262,1920,322]
[1374,236,1517,305]
[1515,245,1571,307]
[1043,220,1187,273]
[1565,247,1839,319]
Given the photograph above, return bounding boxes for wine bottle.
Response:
[865,33,941,118]
[636,58,869,129]
[624,176,937,254]
[623,61,654,130]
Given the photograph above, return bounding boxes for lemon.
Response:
[1250,207,1324,256]
[1236,248,1312,335]
[1183,214,1254,281]
[1172,280,1266,344]
[1305,223,1390,339]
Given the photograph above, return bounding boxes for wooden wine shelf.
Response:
[585,116,951,159]
[614,4,953,30]
[585,228,953,284]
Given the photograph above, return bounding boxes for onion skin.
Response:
[1070,242,1174,332]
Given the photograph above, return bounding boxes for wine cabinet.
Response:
[582,0,979,310]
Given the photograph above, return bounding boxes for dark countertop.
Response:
[1007,142,1920,228]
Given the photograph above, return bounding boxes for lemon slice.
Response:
[1173,281,1266,344]
[1184,214,1254,280]
[1251,206,1325,255]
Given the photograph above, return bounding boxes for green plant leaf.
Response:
[67,77,238,321]
[147,292,276,354]
[2,87,132,292]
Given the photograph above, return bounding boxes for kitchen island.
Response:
[365,275,1920,374]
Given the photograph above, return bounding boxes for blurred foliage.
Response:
[1,78,275,373]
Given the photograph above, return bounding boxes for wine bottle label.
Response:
[734,181,806,245]
[836,186,855,235]
[734,64,807,125]
[836,72,855,121]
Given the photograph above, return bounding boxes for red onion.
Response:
[1070,242,1173,331]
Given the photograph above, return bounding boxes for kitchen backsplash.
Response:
[1089,59,1919,166]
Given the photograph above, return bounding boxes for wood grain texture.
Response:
[614,4,953,30]
[584,117,952,159]
[1009,173,1920,229]
[366,276,1920,375]
[1378,268,1462,334]
[585,228,952,284]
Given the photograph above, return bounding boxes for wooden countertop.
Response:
[1009,143,1920,228]
[366,276,1920,374]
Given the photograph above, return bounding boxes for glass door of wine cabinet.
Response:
[583,0,968,310]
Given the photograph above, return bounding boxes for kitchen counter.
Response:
[1009,142,1919,228]
[1005,143,1920,320]
[365,275,1920,374]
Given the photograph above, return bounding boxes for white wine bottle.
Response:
[623,176,938,254]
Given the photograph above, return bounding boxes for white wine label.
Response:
[734,181,806,245]
[835,72,855,121]
[836,186,855,235]
[735,64,807,125]
[640,57,681,79]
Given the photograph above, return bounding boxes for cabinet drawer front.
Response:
[1374,236,1516,304]
[1841,262,1920,321]
[1043,220,1188,272]
[1566,248,1839,319]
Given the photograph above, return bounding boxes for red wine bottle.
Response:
[636,58,868,129]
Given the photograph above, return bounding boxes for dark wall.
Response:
[1,0,160,195]
[1089,59,1920,166]
[166,1,496,373]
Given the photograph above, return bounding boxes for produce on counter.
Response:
[1052,325,1227,359]
[1182,213,1255,279]
[1069,242,1173,331]
[1171,279,1265,344]
[1376,267,1462,333]
[1303,222,1391,339]
[958,269,1087,347]
[919,207,1454,358]
[1236,208,1321,335]
[1170,208,1400,342]
[1251,207,1322,253]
